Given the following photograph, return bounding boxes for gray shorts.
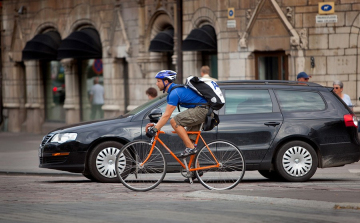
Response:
[172,106,208,141]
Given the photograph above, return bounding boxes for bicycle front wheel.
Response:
[195,140,245,190]
[116,140,166,191]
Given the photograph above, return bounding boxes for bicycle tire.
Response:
[116,140,166,191]
[195,140,245,190]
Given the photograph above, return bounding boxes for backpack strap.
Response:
[169,85,185,112]
[169,84,186,92]
[169,84,209,112]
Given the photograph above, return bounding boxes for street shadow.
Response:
[241,178,358,183]
[40,177,358,184]
[41,179,95,184]
[37,173,359,184]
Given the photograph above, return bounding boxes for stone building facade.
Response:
[1,0,360,133]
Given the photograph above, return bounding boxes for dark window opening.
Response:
[78,59,104,121]
[255,51,288,80]
[167,52,175,71]
[41,61,66,122]
[201,52,218,79]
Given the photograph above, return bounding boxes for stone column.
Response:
[2,62,26,132]
[61,59,80,124]
[24,60,44,133]
[287,49,298,81]
[102,58,123,118]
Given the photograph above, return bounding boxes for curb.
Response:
[185,191,360,210]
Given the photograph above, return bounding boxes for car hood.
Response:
[49,116,134,133]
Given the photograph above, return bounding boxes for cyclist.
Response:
[146,70,209,158]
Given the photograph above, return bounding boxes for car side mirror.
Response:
[148,108,162,123]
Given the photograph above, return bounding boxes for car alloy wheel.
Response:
[275,141,318,182]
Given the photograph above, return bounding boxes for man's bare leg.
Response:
[170,119,194,149]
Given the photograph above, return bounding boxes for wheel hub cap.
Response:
[282,146,312,177]
[96,147,125,178]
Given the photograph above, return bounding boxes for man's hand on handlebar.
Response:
[145,123,154,132]
[145,123,158,138]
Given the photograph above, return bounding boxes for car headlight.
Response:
[51,133,77,143]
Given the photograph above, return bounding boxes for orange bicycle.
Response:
[116,111,245,192]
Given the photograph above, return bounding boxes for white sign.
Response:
[227,20,236,28]
[316,15,337,23]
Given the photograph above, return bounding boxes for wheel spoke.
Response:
[116,141,166,191]
[195,140,245,190]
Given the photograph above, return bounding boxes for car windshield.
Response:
[122,94,167,117]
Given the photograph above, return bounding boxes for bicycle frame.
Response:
[141,130,220,171]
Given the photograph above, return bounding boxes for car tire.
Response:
[88,141,124,183]
[258,170,283,181]
[275,141,318,182]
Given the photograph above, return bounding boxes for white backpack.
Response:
[184,76,225,110]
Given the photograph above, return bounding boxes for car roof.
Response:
[218,80,331,91]
[218,80,321,86]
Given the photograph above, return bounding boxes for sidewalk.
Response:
[0,131,80,176]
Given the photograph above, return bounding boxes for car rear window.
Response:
[224,89,272,115]
[275,90,326,112]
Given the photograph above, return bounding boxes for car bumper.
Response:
[39,141,86,173]
[320,142,360,168]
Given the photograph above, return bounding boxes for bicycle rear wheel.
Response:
[195,140,245,190]
[116,140,166,191]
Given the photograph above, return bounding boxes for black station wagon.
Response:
[39,80,360,182]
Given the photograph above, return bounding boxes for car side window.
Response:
[224,89,273,115]
[275,90,326,112]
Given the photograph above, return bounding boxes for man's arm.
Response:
[154,104,176,130]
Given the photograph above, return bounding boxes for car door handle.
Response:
[264,122,280,127]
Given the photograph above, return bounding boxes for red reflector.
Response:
[344,114,358,128]
[53,86,57,92]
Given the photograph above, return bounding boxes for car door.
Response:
[217,87,283,168]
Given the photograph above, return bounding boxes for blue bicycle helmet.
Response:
[155,70,177,93]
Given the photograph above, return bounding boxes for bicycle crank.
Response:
[182,158,193,184]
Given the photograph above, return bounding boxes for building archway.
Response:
[183,7,219,79]
[22,28,63,132]
[58,27,103,123]
[146,12,175,73]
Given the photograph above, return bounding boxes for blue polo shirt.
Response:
[167,84,207,108]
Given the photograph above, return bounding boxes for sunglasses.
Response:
[333,87,341,89]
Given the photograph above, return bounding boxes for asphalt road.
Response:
[1,132,360,222]
[1,171,360,223]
